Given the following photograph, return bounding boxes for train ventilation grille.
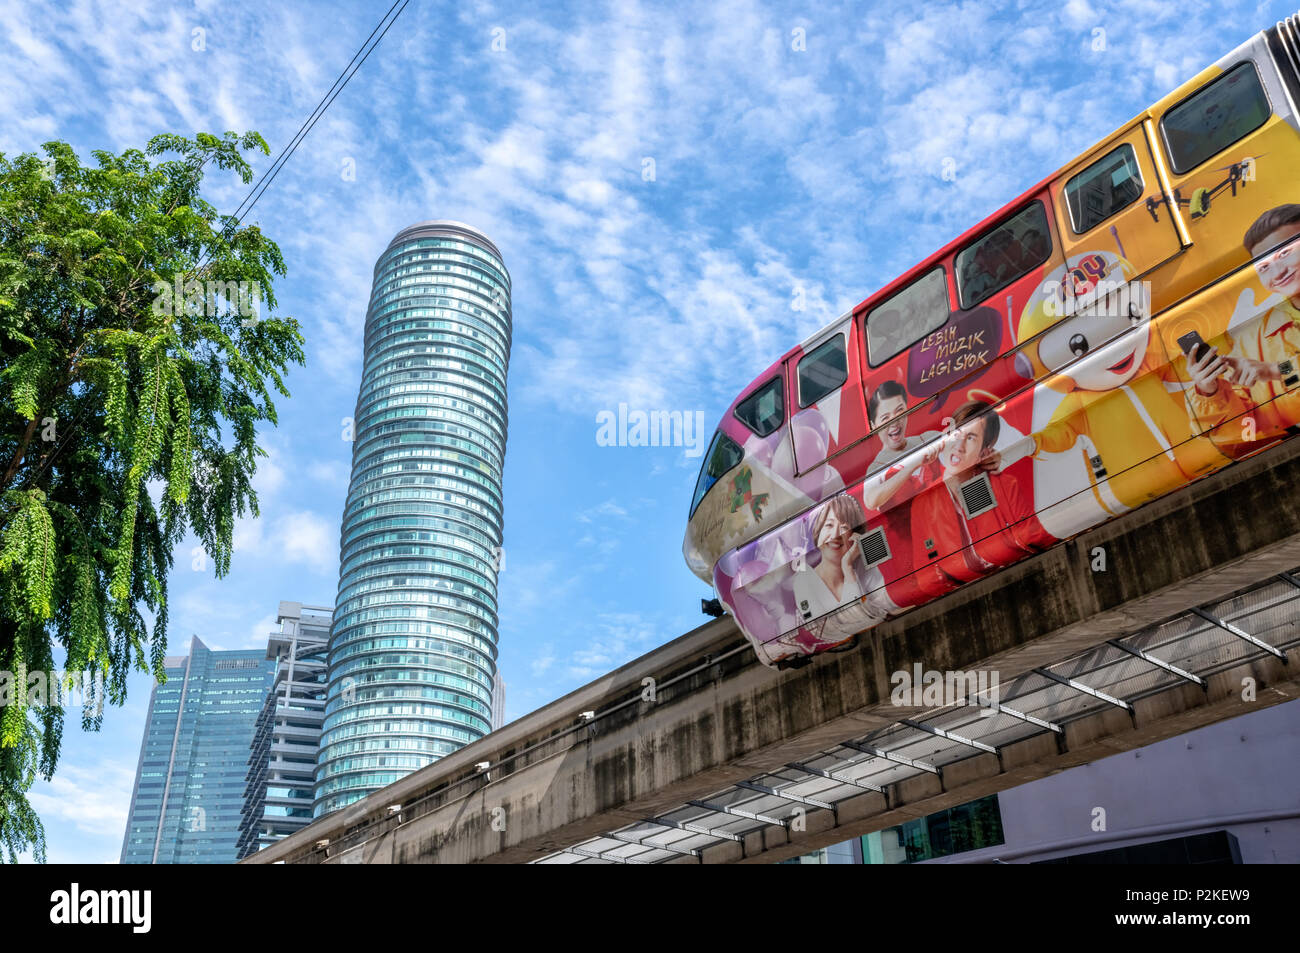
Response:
[858,527,892,568]
[1281,13,1300,79]
[958,473,998,519]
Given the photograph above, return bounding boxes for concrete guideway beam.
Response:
[245,437,1300,865]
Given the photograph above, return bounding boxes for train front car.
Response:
[683,356,804,591]
[685,317,896,670]
[685,12,1300,672]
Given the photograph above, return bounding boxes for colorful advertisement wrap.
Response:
[687,35,1300,668]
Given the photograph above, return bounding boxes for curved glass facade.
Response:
[315,221,510,817]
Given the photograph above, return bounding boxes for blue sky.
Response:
[2,0,1292,863]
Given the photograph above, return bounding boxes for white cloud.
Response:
[563,612,661,681]
[307,458,349,486]
[577,500,629,523]
[276,510,337,573]
[244,612,279,650]
[232,513,264,558]
[1062,0,1099,30]
[27,761,136,840]
[530,645,556,677]
[252,440,288,498]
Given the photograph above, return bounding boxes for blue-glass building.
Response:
[315,221,510,817]
[120,637,276,863]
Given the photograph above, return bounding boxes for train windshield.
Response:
[690,431,744,516]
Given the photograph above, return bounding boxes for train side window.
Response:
[866,268,950,366]
[1161,61,1270,175]
[1065,144,1144,233]
[956,202,1052,310]
[734,376,784,436]
[689,431,745,517]
[797,335,848,408]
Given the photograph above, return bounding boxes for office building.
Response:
[316,221,510,816]
[120,637,275,863]
[237,602,331,858]
[492,670,507,732]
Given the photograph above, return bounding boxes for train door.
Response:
[1153,45,1300,307]
[1052,119,1188,317]
[1015,122,1213,538]
[785,317,868,501]
[1150,43,1300,451]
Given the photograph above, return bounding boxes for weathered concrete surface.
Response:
[244,437,1300,865]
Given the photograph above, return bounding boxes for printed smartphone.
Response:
[1177,330,1212,364]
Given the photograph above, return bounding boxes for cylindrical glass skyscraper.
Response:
[315,221,510,817]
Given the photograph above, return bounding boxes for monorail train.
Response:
[684,13,1300,669]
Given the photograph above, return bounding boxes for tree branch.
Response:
[1,416,39,491]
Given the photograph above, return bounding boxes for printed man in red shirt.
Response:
[906,399,1054,601]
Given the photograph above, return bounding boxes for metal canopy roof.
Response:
[534,571,1300,864]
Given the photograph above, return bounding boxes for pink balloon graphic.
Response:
[793,414,829,464]
[736,559,770,589]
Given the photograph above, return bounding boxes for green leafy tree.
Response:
[0,132,304,861]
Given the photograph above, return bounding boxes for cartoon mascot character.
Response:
[1010,251,1233,518]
